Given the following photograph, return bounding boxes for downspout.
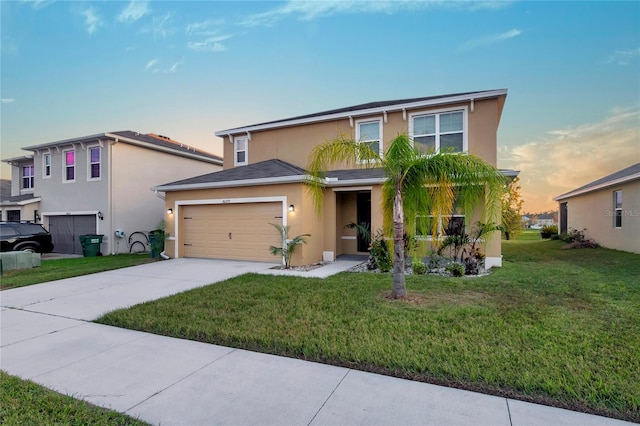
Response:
[109,139,116,254]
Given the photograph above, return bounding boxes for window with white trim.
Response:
[415,193,465,238]
[63,149,75,182]
[234,137,248,166]
[43,153,51,178]
[613,190,622,228]
[411,110,465,154]
[88,146,101,180]
[22,165,34,189]
[356,118,382,162]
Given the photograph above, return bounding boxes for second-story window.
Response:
[64,150,75,182]
[411,110,465,154]
[88,146,101,180]
[234,137,248,166]
[43,153,51,178]
[356,118,382,162]
[22,165,34,189]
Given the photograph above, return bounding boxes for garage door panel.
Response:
[182,203,282,262]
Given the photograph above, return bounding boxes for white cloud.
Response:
[186,19,225,35]
[187,35,231,52]
[19,0,55,10]
[241,0,509,27]
[144,59,158,71]
[118,1,150,23]
[142,12,175,39]
[499,107,640,211]
[604,47,640,65]
[144,59,184,73]
[457,28,521,51]
[1,98,15,104]
[82,7,103,35]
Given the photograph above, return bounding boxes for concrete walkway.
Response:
[0,259,633,425]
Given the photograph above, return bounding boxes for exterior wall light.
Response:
[97,211,104,220]
[288,204,295,212]
[167,208,173,215]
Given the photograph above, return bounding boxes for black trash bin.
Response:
[148,229,165,259]
[79,234,104,257]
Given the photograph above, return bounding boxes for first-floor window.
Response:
[614,190,622,228]
[22,165,34,189]
[416,215,465,238]
[88,146,101,179]
[64,150,75,182]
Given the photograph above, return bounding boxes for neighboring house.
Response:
[536,213,556,226]
[553,163,640,254]
[154,89,517,267]
[2,132,222,255]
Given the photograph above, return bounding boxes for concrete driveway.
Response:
[0,258,633,425]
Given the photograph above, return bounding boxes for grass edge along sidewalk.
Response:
[96,238,640,423]
[0,371,148,426]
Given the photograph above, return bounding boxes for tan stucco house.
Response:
[2,132,222,255]
[155,89,515,267]
[553,163,640,254]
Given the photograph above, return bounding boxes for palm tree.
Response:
[306,133,505,298]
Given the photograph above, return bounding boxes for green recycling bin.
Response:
[148,229,165,259]
[79,234,104,257]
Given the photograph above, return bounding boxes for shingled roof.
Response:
[554,162,640,201]
[21,131,222,165]
[216,89,507,136]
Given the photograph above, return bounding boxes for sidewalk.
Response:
[0,259,633,425]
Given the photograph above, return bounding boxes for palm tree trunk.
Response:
[392,184,406,298]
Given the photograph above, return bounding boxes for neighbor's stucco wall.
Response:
[111,142,222,254]
[559,180,640,253]
[221,97,503,170]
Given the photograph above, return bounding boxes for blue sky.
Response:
[1,0,639,211]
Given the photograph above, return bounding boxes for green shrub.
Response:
[445,262,465,277]
[411,257,427,275]
[540,224,558,239]
[368,230,392,272]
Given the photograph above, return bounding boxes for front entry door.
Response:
[356,192,371,252]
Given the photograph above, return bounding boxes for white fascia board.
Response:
[22,133,107,151]
[215,90,508,137]
[153,174,305,192]
[104,133,222,165]
[327,178,386,187]
[553,172,640,201]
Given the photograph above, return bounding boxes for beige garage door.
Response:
[182,203,283,262]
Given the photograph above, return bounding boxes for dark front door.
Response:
[559,202,568,234]
[356,192,371,252]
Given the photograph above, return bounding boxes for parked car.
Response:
[0,222,54,253]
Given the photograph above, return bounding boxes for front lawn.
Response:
[0,254,155,290]
[0,371,148,425]
[96,239,640,422]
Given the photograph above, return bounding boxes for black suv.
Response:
[0,222,54,253]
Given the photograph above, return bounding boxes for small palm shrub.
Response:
[269,224,310,269]
[368,230,392,272]
[540,224,558,239]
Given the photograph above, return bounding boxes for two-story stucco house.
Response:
[154,89,515,267]
[2,131,222,255]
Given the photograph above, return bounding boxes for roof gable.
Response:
[554,162,640,200]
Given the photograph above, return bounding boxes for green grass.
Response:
[0,254,155,290]
[96,239,640,422]
[0,371,148,425]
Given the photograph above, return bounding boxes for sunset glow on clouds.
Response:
[500,107,640,212]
